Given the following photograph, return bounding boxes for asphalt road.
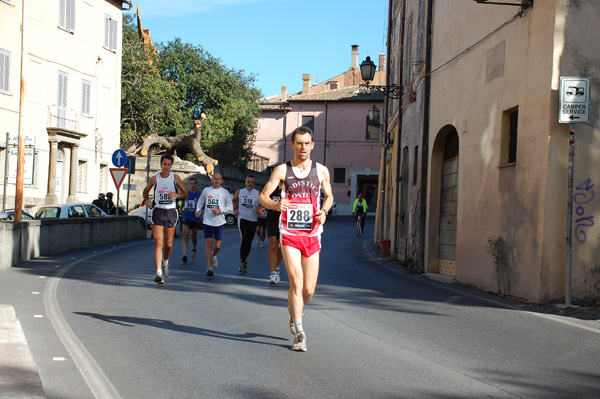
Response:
[2,217,599,399]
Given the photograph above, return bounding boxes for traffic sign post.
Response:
[559,77,591,124]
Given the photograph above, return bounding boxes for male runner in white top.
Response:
[195,173,233,277]
[142,154,188,284]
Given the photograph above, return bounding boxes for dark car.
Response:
[0,209,35,221]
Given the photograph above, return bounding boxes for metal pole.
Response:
[3,132,9,210]
[565,128,575,306]
[145,153,150,231]
[126,158,131,212]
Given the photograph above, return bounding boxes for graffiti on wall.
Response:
[574,179,595,243]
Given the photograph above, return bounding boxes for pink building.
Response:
[254,45,385,215]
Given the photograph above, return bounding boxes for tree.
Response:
[120,15,188,152]
[157,39,261,167]
[120,16,262,168]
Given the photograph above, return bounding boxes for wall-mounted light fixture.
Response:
[360,56,402,99]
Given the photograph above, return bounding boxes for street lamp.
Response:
[360,56,402,99]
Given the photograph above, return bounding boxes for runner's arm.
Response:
[259,165,286,211]
[173,175,188,200]
[316,165,333,224]
[142,176,157,208]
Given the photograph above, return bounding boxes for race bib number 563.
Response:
[286,204,313,230]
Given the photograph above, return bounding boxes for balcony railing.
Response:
[47,105,94,133]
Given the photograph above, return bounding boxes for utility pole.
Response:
[15,0,28,222]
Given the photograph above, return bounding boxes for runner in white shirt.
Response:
[142,154,188,284]
[232,176,263,273]
[195,173,233,277]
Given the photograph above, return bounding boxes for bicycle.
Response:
[356,213,365,236]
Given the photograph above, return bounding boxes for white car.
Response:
[36,203,108,219]
[128,205,153,225]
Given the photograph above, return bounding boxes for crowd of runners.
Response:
[142,126,334,352]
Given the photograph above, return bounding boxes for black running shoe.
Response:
[206,267,214,277]
[155,274,164,284]
[182,255,188,263]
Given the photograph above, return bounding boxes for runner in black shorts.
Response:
[142,154,188,284]
[181,178,202,263]
[265,185,283,285]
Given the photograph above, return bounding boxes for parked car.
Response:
[0,209,35,220]
[224,210,237,226]
[129,205,153,225]
[35,203,108,219]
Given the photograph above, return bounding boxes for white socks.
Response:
[293,318,304,334]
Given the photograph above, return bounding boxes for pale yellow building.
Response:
[376,0,600,303]
[0,0,131,212]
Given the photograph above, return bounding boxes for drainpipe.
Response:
[394,0,406,253]
[378,0,393,241]
[418,0,434,271]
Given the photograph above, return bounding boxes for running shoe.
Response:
[238,261,247,273]
[163,261,170,278]
[206,267,214,277]
[274,272,281,284]
[155,274,164,284]
[191,250,197,260]
[211,255,218,268]
[269,272,278,285]
[256,238,261,245]
[289,317,296,335]
[261,242,265,248]
[182,255,188,263]
[292,332,307,352]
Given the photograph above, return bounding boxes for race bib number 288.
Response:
[286,204,313,230]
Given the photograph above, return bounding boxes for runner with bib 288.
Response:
[259,126,333,352]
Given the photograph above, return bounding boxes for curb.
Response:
[0,305,47,399]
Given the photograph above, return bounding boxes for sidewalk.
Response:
[0,305,46,399]
[364,240,600,330]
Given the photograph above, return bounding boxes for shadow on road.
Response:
[74,311,289,348]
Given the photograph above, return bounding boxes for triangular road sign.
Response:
[109,168,128,189]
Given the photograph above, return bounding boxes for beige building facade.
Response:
[376,0,600,303]
[0,0,131,212]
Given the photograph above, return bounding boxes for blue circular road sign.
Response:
[112,149,127,168]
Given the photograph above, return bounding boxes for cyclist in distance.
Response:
[352,193,368,233]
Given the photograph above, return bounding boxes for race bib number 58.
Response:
[286,204,313,230]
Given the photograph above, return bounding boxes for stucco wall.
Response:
[0,217,146,271]
[427,1,565,302]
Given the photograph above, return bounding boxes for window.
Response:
[81,80,91,116]
[413,145,419,186]
[416,0,425,64]
[405,20,412,86]
[99,163,107,193]
[78,160,87,192]
[57,72,68,128]
[104,14,118,51]
[333,168,346,184]
[366,113,380,140]
[0,49,9,94]
[302,115,314,134]
[500,107,518,165]
[508,110,518,163]
[328,81,338,90]
[58,0,75,33]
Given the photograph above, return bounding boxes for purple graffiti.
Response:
[574,179,595,243]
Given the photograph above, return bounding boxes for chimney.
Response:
[351,44,359,69]
[302,74,312,95]
[281,85,287,102]
[379,53,386,72]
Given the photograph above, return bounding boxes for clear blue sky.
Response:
[133,0,389,98]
